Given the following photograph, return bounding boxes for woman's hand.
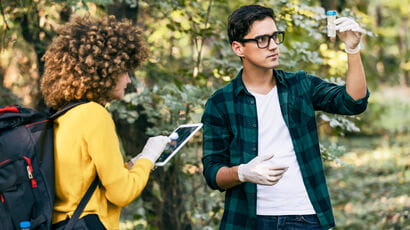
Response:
[128,136,170,168]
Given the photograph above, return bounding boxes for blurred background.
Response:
[0,0,409,229]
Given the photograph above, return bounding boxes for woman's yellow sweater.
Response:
[53,102,152,229]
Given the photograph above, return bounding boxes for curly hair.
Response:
[40,15,148,110]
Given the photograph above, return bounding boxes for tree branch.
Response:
[193,0,213,77]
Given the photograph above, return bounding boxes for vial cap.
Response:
[20,221,31,228]
[326,10,337,15]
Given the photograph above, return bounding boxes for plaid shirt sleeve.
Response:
[201,94,232,190]
[201,78,259,230]
[308,73,370,114]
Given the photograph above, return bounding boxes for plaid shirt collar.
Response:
[233,68,289,96]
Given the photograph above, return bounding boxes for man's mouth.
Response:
[267,53,278,59]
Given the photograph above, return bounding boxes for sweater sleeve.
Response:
[83,103,152,207]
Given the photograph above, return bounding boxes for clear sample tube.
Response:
[326,10,337,37]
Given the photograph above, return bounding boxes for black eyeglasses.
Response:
[239,31,285,49]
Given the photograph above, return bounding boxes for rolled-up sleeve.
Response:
[308,73,370,115]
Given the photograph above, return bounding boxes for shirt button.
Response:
[250,100,255,104]
[253,123,257,128]
[252,147,257,152]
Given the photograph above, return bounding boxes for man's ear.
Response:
[231,41,245,58]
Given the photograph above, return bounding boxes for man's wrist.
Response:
[345,44,361,54]
[215,166,243,190]
[237,164,245,182]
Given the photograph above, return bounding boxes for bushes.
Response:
[325,135,410,229]
[0,87,21,106]
[359,87,410,135]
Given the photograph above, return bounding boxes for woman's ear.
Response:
[231,41,245,58]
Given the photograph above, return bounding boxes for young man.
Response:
[201,5,369,230]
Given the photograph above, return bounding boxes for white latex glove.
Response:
[237,153,288,186]
[129,136,170,166]
[335,17,364,53]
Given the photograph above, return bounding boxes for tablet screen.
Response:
[155,123,203,166]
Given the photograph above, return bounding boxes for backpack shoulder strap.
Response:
[49,101,88,120]
[37,101,88,162]
[64,176,100,230]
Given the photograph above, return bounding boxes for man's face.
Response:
[233,17,280,69]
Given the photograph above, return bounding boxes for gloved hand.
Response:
[237,153,288,185]
[335,17,365,54]
[129,136,170,167]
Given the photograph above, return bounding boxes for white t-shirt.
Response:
[251,87,315,215]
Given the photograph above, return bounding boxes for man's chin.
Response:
[267,62,279,69]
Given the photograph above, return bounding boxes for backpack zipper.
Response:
[22,156,38,188]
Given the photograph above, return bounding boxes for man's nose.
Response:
[268,37,278,50]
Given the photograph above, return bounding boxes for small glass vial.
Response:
[326,10,337,37]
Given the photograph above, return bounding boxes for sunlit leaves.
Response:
[109,81,210,135]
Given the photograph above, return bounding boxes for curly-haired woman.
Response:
[40,15,169,229]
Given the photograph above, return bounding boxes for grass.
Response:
[324,134,410,229]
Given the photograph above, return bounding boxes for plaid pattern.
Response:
[201,69,369,230]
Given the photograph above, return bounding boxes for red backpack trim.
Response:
[0,106,20,115]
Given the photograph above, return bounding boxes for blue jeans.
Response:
[256,214,324,230]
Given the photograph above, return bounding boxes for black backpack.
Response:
[0,102,86,230]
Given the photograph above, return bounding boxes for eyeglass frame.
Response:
[238,31,285,49]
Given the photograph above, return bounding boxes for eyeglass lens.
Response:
[257,32,284,48]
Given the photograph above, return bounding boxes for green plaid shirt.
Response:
[201,69,369,230]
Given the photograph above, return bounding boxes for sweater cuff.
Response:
[132,158,154,170]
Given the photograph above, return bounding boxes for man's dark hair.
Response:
[227,5,276,44]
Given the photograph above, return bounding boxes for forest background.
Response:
[0,0,409,229]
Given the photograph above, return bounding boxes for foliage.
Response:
[356,87,410,135]
[110,83,210,131]
[1,0,410,229]
[0,0,109,108]
[324,134,410,229]
[359,0,410,87]
[0,86,20,105]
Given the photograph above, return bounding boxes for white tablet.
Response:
[155,123,203,167]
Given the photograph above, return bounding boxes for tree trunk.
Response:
[107,0,139,23]
[375,5,387,83]
[141,156,193,230]
[319,0,346,11]
[398,16,409,87]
